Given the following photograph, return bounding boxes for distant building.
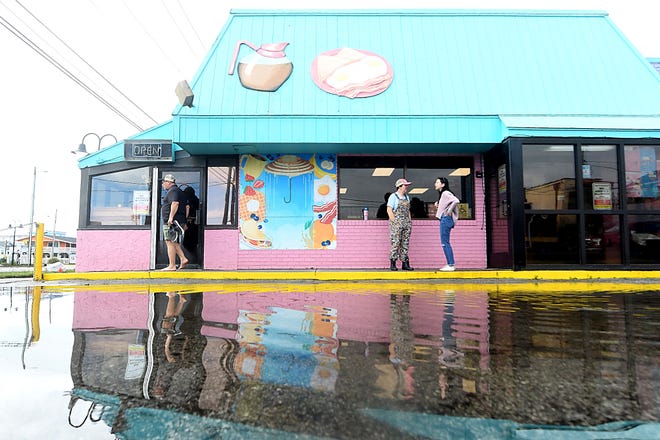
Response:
[11,233,77,264]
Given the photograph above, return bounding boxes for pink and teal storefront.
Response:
[75,10,660,271]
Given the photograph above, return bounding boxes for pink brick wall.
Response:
[204,229,239,269]
[77,221,486,271]
[205,218,486,270]
[76,230,151,271]
[203,179,487,270]
[77,160,488,271]
[203,155,488,270]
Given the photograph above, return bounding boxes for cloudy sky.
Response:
[1,0,658,238]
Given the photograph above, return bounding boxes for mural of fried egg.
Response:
[314,174,337,204]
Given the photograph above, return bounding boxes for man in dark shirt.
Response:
[161,174,188,270]
[377,192,392,219]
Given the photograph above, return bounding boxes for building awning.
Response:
[500,115,660,138]
[173,115,504,155]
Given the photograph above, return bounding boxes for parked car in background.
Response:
[630,221,660,258]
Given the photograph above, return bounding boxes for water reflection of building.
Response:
[525,178,576,211]
[488,291,659,424]
[69,288,492,436]
[68,287,658,436]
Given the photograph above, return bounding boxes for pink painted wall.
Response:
[203,172,488,270]
[76,229,151,271]
[76,158,487,271]
[203,229,239,269]
[200,219,486,270]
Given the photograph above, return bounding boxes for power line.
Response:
[160,0,200,58]
[15,0,159,126]
[120,0,187,76]
[175,0,205,51]
[0,14,144,131]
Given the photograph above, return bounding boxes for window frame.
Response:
[81,163,153,230]
[337,155,476,220]
[205,156,239,228]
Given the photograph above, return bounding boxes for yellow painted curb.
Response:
[42,269,660,282]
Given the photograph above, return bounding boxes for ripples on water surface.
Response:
[0,282,659,439]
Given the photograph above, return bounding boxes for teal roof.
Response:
[77,120,181,169]
[168,9,660,154]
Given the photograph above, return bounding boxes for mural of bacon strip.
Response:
[314,201,336,212]
[320,202,337,224]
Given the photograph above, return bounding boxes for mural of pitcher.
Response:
[228,41,293,92]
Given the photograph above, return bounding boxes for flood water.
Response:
[1,281,659,439]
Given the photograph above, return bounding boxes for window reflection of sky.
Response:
[90,167,150,225]
[523,145,575,189]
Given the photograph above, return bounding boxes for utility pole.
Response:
[28,166,36,266]
[51,210,58,260]
[10,224,21,265]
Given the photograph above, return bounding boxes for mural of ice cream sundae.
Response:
[239,153,272,248]
[239,153,338,250]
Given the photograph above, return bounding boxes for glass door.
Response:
[155,169,203,269]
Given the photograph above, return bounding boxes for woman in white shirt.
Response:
[434,177,459,271]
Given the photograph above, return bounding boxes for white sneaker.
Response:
[440,265,455,272]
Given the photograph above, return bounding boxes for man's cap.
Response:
[395,178,412,187]
[163,174,176,183]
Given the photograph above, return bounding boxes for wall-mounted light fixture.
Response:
[175,80,194,107]
[71,132,118,155]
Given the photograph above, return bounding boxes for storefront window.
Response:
[523,145,576,210]
[206,166,238,226]
[585,214,620,264]
[338,156,474,220]
[629,214,660,264]
[521,141,660,267]
[525,214,578,264]
[89,167,152,226]
[624,145,660,210]
[582,145,619,210]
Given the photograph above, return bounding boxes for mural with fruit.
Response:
[238,153,337,250]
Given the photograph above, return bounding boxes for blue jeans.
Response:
[440,216,455,266]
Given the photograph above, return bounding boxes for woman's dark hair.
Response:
[436,177,451,200]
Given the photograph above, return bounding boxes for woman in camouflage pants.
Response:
[386,178,414,271]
